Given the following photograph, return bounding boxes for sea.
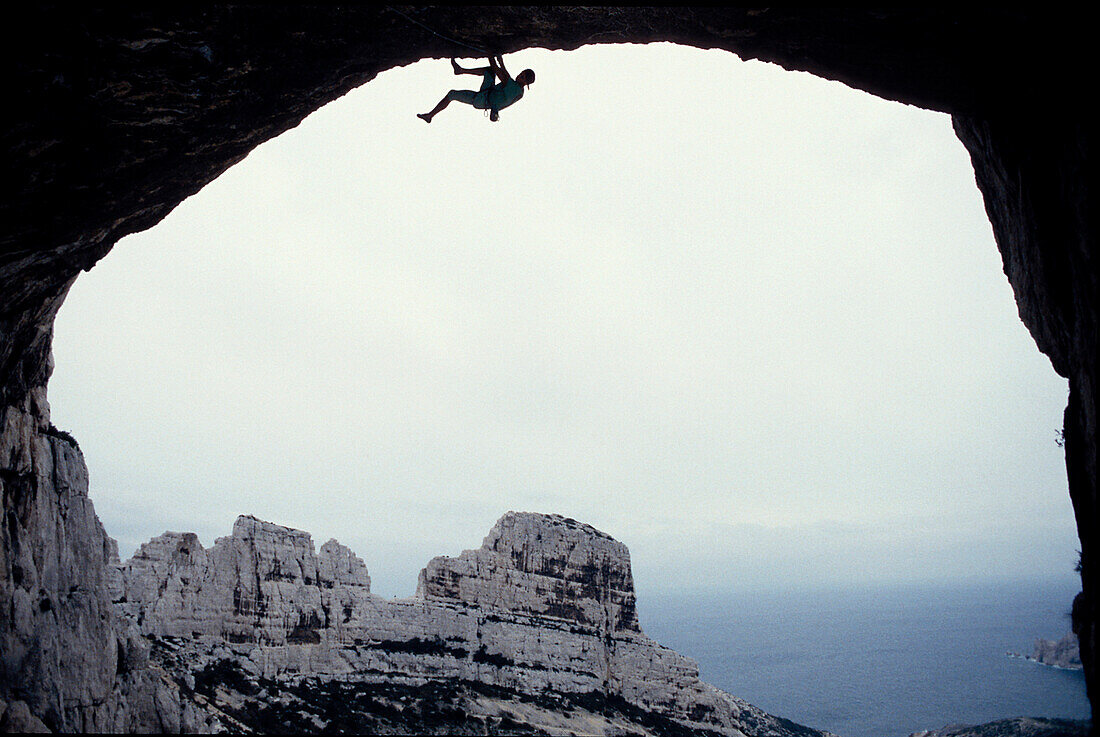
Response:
[635,578,1089,737]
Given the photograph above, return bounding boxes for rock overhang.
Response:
[0,8,1085,403]
[1,5,1095,726]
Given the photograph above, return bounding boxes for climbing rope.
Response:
[384,6,491,57]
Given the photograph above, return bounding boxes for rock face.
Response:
[0,382,223,732]
[116,517,372,647]
[2,7,1094,729]
[0,387,118,730]
[416,512,640,633]
[110,512,824,736]
[1028,633,1084,671]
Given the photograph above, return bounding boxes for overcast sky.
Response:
[49,44,1076,599]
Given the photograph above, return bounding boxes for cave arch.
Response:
[51,45,1072,603]
[2,7,1094,730]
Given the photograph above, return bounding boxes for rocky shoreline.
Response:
[909,717,1089,737]
[1007,633,1083,671]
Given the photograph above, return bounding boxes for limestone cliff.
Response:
[111,512,829,736]
[0,379,221,732]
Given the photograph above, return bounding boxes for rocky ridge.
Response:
[110,512,829,736]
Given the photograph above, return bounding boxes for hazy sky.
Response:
[49,44,1076,599]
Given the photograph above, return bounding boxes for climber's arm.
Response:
[489,55,513,83]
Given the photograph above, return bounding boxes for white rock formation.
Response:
[1028,632,1083,670]
[0,382,222,733]
[114,512,821,735]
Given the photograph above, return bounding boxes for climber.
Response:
[417,55,535,123]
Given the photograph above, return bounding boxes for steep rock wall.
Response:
[417,512,639,633]
[2,7,1094,729]
[0,384,120,730]
[951,112,1096,712]
[0,376,220,732]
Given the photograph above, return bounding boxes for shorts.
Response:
[446,70,495,110]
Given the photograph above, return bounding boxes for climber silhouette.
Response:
[418,56,535,123]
